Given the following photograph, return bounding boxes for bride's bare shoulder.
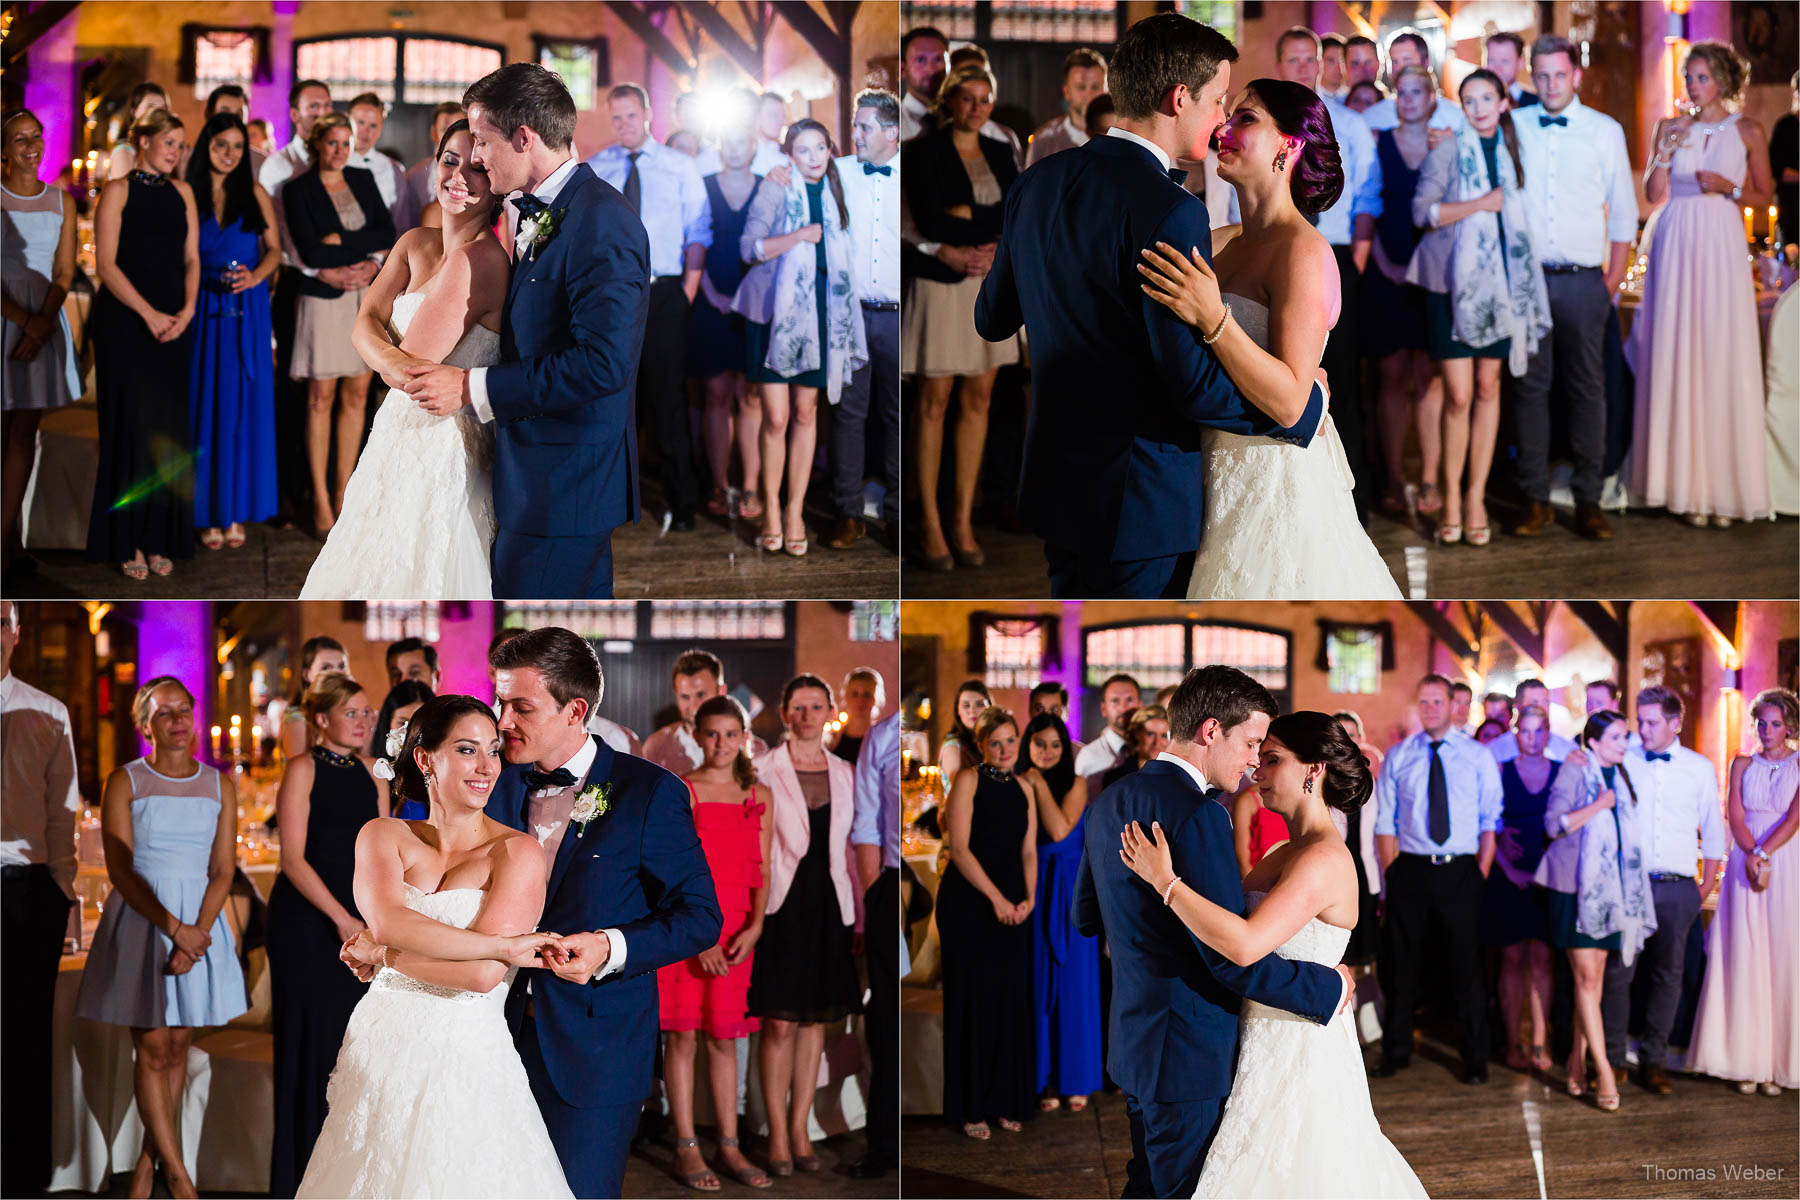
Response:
[1270,224,1342,325]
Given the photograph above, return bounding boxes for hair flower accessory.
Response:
[372,721,408,782]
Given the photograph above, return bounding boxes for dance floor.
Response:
[901,507,1800,599]
[625,1129,892,1198]
[900,1031,1799,1200]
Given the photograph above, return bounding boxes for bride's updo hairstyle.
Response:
[1264,710,1372,815]
[1241,79,1344,216]
[394,694,499,809]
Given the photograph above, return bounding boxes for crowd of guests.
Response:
[897,19,1789,576]
[924,668,1797,1136]
[1,69,902,585]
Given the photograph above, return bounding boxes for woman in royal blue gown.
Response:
[183,112,280,550]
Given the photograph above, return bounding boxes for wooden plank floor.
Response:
[901,1036,1799,1199]
[902,509,1800,599]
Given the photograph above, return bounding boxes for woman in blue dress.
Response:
[1017,711,1101,1111]
[76,676,248,1199]
[183,112,280,551]
[690,126,761,521]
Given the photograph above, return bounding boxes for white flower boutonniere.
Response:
[515,206,566,262]
[570,782,612,836]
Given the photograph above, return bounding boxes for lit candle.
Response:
[252,725,264,766]
[211,725,223,759]
[1770,206,1780,246]
[1744,206,1754,243]
[230,716,242,757]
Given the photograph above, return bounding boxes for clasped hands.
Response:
[338,928,613,985]
[164,920,211,975]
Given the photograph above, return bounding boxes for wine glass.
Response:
[216,258,243,318]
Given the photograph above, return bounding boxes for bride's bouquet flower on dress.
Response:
[571,782,611,835]
[516,207,565,262]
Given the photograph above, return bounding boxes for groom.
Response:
[1075,665,1352,1198]
[484,626,722,1197]
[974,13,1326,600]
[408,64,650,599]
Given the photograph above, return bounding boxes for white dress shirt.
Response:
[1488,730,1575,764]
[1511,97,1639,268]
[348,145,407,217]
[1105,125,1174,172]
[901,92,931,143]
[1026,115,1089,167]
[836,152,900,304]
[585,138,711,278]
[585,714,635,754]
[525,735,626,981]
[468,154,581,424]
[0,672,80,897]
[1375,730,1505,856]
[1361,94,1466,135]
[259,133,319,277]
[1075,726,1129,778]
[1626,743,1729,877]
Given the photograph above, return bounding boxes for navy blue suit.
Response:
[488,164,650,599]
[487,736,721,1197]
[974,136,1326,599]
[1074,760,1340,1198]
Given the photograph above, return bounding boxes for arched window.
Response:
[293,34,503,107]
[1082,618,1293,726]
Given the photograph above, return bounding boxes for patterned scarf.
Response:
[1571,759,1658,966]
[761,170,867,404]
[1445,121,1551,377]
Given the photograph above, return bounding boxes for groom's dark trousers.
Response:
[975,135,1325,600]
[1074,761,1342,1197]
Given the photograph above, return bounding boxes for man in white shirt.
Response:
[1507,34,1637,542]
[639,649,767,775]
[1026,47,1107,166]
[1484,32,1538,108]
[1360,29,1465,137]
[1601,686,1726,1094]
[398,102,467,232]
[1319,33,1348,98]
[1074,673,1140,779]
[1343,35,1381,91]
[1448,680,1475,736]
[827,89,902,551]
[0,601,79,1196]
[345,92,408,220]
[1488,679,1576,763]
[586,83,710,531]
[900,26,949,142]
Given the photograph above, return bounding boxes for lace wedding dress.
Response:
[295,885,573,1199]
[299,291,499,599]
[1194,892,1426,1198]
[1187,296,1401,600]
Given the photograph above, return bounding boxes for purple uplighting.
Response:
[134,601,214,759]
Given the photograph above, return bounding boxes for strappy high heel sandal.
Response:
[717,1137,771,1189]
[671,1138,721,1192]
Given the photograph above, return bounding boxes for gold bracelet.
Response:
[1202,303,1232,346]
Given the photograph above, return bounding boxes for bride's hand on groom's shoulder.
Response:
[1119,820,1176,895]
[1138,242,1222,331]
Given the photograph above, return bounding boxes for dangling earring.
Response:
[1273,144,1290,173]
[424,770,436,786]
[1303,772,1315,794]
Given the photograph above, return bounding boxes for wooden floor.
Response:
[901,1036,1799,1199]
[902,507,1800,599]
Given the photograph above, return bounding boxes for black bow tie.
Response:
[525,765,577,791]
[1167,166,1189,186]
[863,161,893,176]
[513,193,549,221]
[1645,751,1672,763]
[1538,115,1569,127]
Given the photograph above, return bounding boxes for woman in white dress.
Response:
[1119,711,1426,1199]
[300,694,572,1198]
[300,121,508,599]
[1138,79,1400,600]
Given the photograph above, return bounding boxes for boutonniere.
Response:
[516,206,566,262]
[570,782,612,835]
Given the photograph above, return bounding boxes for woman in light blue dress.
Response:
[77,675,247,1199]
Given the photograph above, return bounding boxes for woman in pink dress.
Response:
[1629,42,1776,527]
[1687,688,1798,1095]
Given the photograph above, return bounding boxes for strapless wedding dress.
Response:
[1193,892,1426,1198]
[1186,296,1401,599]
[296,885,572,1198]
[299,291,499,599]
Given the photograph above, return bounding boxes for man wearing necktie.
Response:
[1373,674,1503,1084]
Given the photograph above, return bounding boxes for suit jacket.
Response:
[487,735,721,1108]
[1073,759,1340,1103]
[487,164,651,539]
[901,127,1018,285]
[974,135,1326,566]
[283,165,396,299]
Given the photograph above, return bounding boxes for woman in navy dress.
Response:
[183,113,279,551]
[691,127,761,521]
[1482,705,1559,1074]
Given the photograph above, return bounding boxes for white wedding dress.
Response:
[296,885,573,1199]
[299,291,499,600]
[1194,892,1426,1199]
[1186,296,1401,600]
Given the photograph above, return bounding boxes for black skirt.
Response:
[748,804,861,1023]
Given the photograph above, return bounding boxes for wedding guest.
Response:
[660,696,773,1192]
[831,666,884,764]
[345,93,407,220]
[1026,48,1108,166]
[938,678,991,787]
[1101,704,1170,791]
[903,62,1020,572]
[278,634,348,760]
[588,83,708,532]
[642,649,767,776]
[76,676,247,1200]
[1774,74,1798,246]
[1509,34,1637,540]
[1018,711,1101,1112]
[1475,720,1507,744]
[1074,673,1140,779]
[1485,33,1537,108]
[1449,681,1475,733]
[372,679,435,820]
[88,106,198,580]
[1586,679,1622,715]
[1320,33,1348,97]
[756,91,791,164]
[827,89,902,551]
[1086,94,1117,137]
[946,44,1027,165]
[266,673,385,1195]
[1535,709,1653,1111]
[106,82,171,180]
[183,112,280,551]
[938,705,1036,1138]
[1344,36,1380,90]
[900,27,951,142]
[285,109,395,535]
[695,87,789,177]
[0,602,78,1198]
[1029,681,1072,724]
[1590,686,1727,1095]
[398,102,465,231]
[749,675,862,1174]
[1373,673,1502,1084]
[1410,68,1550,546]
[247,119,271,155]
[1688,688,1798,1095]
[1489,679,1575,763]
[1484,692,1516,728]
[1346,81,1385,114]
[2,109,81,581]
[1361,29,1465,136]
[1365,65,1441,519]
[385,637,440,690]
[850,712,901,1179]
[1334,709,1385,964]
[690,126,760,522]
[1631,41,1775,528]
[1482,705,1558,1074]
[737,118,866,557]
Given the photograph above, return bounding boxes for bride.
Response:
[298,695,573,1197]
[299,121,509,599]
[1119,711,1425,1199]
[1138,80,1400,600]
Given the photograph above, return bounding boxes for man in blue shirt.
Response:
[849,713,900,1178]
